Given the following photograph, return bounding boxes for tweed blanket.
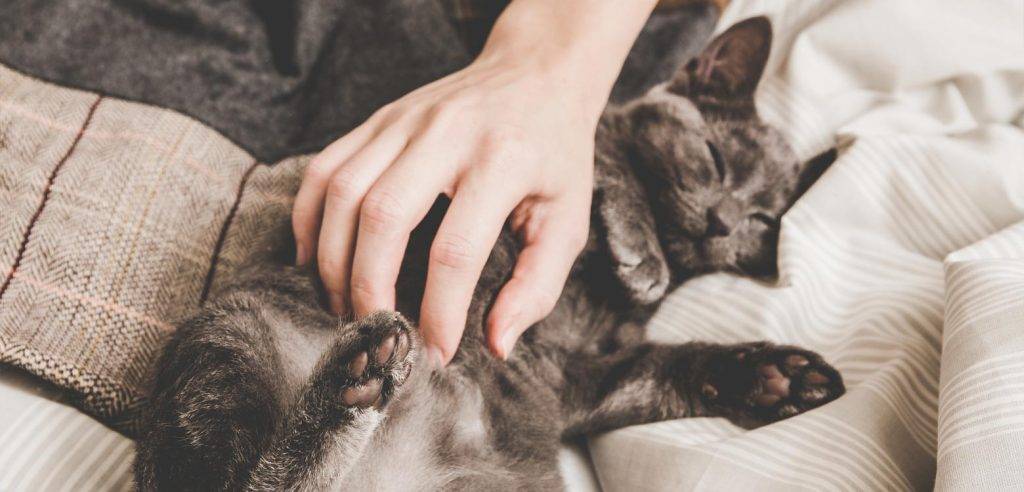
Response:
[0,64,307,431]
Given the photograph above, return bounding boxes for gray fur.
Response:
[135,17,843,491]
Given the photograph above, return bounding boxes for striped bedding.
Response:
[588,1,1024,490]
[0,369,133,491]
[1,0,1022,490]
[0,369,599,491]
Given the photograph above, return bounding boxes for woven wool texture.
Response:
[0,65,307,432]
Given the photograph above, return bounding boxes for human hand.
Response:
[292,0,658,366]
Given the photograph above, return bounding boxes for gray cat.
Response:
[135,17,843,491]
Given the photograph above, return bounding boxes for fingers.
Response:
[419,173,524,366]
[316,128,409,314]
[293,120,378,266]
[487,203,589,359]
[347,137,459,318]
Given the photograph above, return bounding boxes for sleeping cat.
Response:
[135,17,843,491]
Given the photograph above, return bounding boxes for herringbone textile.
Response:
[0,65,307,433]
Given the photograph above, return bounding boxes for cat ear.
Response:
[671,16,773,101]
[789,148,838,208]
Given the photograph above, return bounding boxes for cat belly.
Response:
[330,371,504,490]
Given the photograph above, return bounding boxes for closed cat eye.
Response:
[750,212,777,227]
[706,141,726,182]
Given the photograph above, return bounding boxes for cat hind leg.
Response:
[561,340,844,436]
[245,311,418,490]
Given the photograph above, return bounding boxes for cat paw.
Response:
[615,257,670,305]
[324,311,416,410]
[699,342,844,425]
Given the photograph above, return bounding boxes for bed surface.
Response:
[0,367,602,491]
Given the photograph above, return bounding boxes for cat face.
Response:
[625,17,823,277]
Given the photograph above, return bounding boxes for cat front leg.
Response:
[594,150,671,305]
[245,312,417,490]
[560,341,843,436]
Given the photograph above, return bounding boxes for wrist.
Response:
[475,0,658,118]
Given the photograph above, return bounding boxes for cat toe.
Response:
[704,343,844,425]
[761,347,844,420]
[348,352,369,379]
[372,330,410,366]
[792,365,843,406]
[374,333,397,365]
[702,383,719,399]
[760,369,790,399]
[785,354,809,368]
[342,379,383,408]
[394,331,410,361]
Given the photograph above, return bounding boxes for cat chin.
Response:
[665,239,736,277]
[667,234,778,279]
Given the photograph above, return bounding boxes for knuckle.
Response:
[304,158,332,183]
[348,274,379,301]
[426,102,452,125]
[360,187,404,233]
[373,102,398,122]
[317,257,345,288]
[430,233,477,270]
[428,98,465,125]
[325,167,366,203]
[475,151,508,174]
[481,126,528,155]
[475,129,529,174]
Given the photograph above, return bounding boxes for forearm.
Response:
[476,0,660,118]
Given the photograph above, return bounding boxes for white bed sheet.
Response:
[0,367,133,491]
[587,1,1024,490]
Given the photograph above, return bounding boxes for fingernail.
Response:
[494,310,523,360]
[295,243,308,266]
[499,325,519,360]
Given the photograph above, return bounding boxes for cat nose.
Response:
[706,200,741,237]
[706,210,733,236]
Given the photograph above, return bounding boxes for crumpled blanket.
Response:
[587,0,1024,490]
[0,0,471,162]
[0,0,717,162]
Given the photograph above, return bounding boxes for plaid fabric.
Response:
[0,65,308,434]
[443,0,728,53]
